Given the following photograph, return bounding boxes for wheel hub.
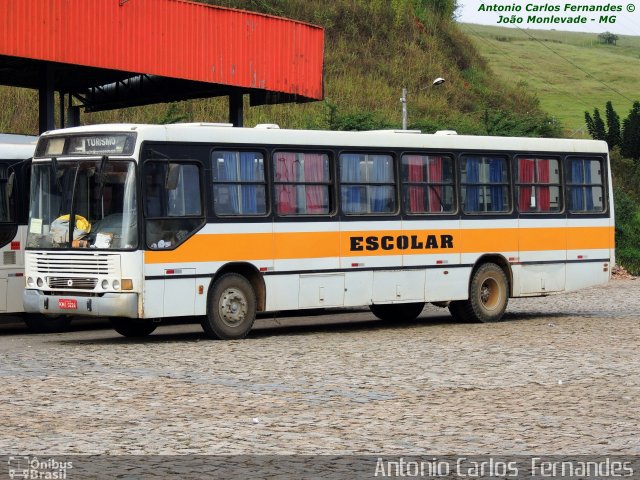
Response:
[480,278,500,309]
[219,288,248,327]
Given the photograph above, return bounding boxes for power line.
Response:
[468,0,637,104]
[514,27,636,103]
[462,23,596,113]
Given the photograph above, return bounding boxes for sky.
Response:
[455,0,640,35]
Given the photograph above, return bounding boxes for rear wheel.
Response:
[110,317,157,337]
[23,314,72,333]
[369,302,425,322]
[202,273,256,340]
[449,263,509,323]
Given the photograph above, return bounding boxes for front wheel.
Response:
[369,302,425,322]
[24,314,72,333]
[202,273,257,340]
[449,263,509,323]
[110,318,157,337]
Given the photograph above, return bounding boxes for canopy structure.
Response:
[0,0,324,132]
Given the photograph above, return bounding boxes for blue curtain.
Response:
[585,161,594,211]
[489,158,504,212]
[465,157,480,212]
[341,154,363,213]
[570,160,584,211]
[222,151,239,214]
[370,155,392,213]
[240,152,257,214]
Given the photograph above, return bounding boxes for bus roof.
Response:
[0,133,37,159]
[39,123,610,155]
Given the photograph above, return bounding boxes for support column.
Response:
[66,93,80,128]
[59,92,65,129]
[229,93,244,127]
[38,64,55,134]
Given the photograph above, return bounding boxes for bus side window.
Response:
[143,161,203,249]
[566,157,605,213]
[516,157,561,213]
[273,151,331,215]
[401,154,455,214]
[340,153,396,215]
[211,150,267,216]
[461,155,510,213]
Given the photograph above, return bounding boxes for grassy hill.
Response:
[0,0,554,137]
[459,23,640,137]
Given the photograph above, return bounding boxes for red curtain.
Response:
[304,153,326,214]
[518,158,535,211]
[428,156,443,212]
[537,159,551,212]
[407,155,423,212]
[275,152,297,214]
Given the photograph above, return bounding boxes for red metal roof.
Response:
[0,0,324,101]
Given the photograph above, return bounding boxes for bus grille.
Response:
[48,277,98,290]
[29,252,119,276]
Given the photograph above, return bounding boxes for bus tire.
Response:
[447,300,471,322]
[369,302,425,322]
[450,263,509,323]
[24,314,72,333]
[203,273,256,340]
[110,317,157,337]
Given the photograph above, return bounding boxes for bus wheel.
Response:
[369,302,425,322]
[203,273,256,340]
[24,314,72,333]
[109,318,157,337]
[447,301,470,322]
[450,263,509,323]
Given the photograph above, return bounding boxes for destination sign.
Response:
[68,134,135,155]
[37,133,136,157]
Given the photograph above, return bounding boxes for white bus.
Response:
[0,134,71,331]
[23,124,614,339]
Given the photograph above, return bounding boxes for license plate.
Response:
[58,299,77,310]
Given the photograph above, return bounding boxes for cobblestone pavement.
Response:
[0,279,638,456]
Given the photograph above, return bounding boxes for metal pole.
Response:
[38,64,55,134]
[401,88,407,130]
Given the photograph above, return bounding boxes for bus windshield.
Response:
[27,159,137,250]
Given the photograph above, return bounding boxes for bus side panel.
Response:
[299,273,344,308]
[343,271,373,307]
[460,218,518,294]
[142,279,164,318]
[264,275,299,311]
[564,219,613,292]
[425,267,470,302]
[518,218,567,296]
[0,225,27,314]
[402,218,461,303]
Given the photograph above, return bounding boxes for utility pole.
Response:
[401,88,408,130]
[400,78,445,130]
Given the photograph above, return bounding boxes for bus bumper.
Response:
[23,289,139,318]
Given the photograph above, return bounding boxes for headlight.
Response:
[112,280,120,290]
[37,277,44,287]
[27,277,35,287]
[101,279,109,290]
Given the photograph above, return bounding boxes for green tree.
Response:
[585,108,606,141]
[605,101,621,148]
[621,101,640,160]
[598,31,618,45]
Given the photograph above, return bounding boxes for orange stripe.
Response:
[144,226,614,264]
[519,227,567,251]
[567,226,613,250]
